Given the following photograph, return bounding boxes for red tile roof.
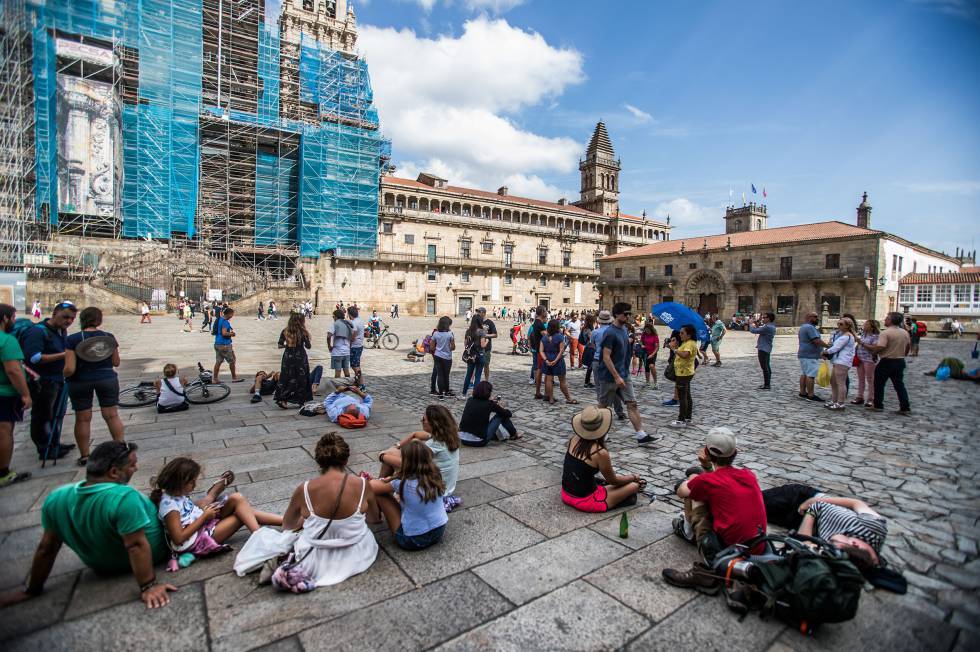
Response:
[603,221,879,260]
[899,272,979,284]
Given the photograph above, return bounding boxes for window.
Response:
[538,276,547,287]
[688,263,697,270]
[563,277,571,288]
[820,295,841,316]
[916,285,932,303]
[382,222,393,234]
[776,295,795,314]
[562,250,571,267]
[935,284,951,306]
[504,244,513,268]
[594,253,602,271]
[714,261,723,269]
[635,296,646,313]
[662,295,674,303]
[404,234,415,245]
[538,248,548,265]
[563,297,570,304]
[892,255,898,272]
[899,285,915,305]
[738,296,754,313]
[614,268,623,278]
[664,264,673,276]
[504,272,513,285]
[482,295,490,301]
[825,254,840,269]
[639,266,646,281]
[482,241,493,254]
[460,271,470,283]
[779,256,793,280]
[954,284,971,303]
[503,295,512,302]
[426,268,437,282]
[741,259,752,273]
[898,256,904,273]
[396,280,405,291]
[409,200,418,209]
[460,241,471,258]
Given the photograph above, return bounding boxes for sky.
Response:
[330,0,978,255]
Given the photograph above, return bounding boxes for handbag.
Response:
[664,357,676,382]
[972,342,979,360]
[271,474,348,593]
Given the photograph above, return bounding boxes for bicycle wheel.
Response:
[381,333,399,350]
[118,385,159,408]
[185,382,231,404]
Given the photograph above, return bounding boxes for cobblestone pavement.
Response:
[2,314,977,651]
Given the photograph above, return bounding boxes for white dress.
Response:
[292,477,378,587]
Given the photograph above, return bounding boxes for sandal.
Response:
[565,399,580,405]
[275,401,289,410]
[76,456,89,467]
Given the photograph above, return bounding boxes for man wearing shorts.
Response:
[328,308,353,380]
[596,302,652,445]
[347,306,365,388]
[476,307,497,381]
[212,307,242,384]
[249,371,279,404]
[0,304,32,487]
[709,315,726,367]
[797,311,827,401]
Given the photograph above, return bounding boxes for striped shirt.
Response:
[808,502,887,552]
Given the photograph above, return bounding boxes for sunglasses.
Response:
[111,442,136,465]
[55,301,77,311]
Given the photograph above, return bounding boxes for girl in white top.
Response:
[280,433,378,587]
[823,317,857,410]
[155,363,190,413]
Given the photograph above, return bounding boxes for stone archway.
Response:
[683,269,727,316]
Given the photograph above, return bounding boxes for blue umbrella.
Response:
[650,302,709,342]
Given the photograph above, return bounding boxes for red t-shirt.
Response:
[687,466,766,547]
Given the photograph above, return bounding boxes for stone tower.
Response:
[857,191,872,229]
[279,0,358,54]
[576,121,620,216]
[724,203,768,234]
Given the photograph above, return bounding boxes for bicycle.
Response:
[118,362,232,408]
[365,324,399,350]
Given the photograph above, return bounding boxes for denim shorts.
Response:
[330,355,350,371]
[395,524,446,551]
[349,346,363,368]
[799,358,821,378]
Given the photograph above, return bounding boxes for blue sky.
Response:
[343,0,979,255]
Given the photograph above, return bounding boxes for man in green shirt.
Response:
[709,315,726,367]
[0,304,33,488]
[0,441,176,609]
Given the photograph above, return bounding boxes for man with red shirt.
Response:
[661,427,766,594]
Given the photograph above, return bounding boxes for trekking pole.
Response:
[41,382,70,468]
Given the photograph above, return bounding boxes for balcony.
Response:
[732,265,871,284]
[332,249,599,277]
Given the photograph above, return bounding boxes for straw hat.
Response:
[596,310,613,324]
[571,406,613,440]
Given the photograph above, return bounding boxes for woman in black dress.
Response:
[274,313,313,408]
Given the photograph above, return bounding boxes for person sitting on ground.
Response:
[369,440,448,551]
[662,427,766,594]
[458,381,520,447]
[323,380,373,428]
[762,483,887,573]
[560,406,644,513]
[151,457,282,565]
[155,364,190,414]
[277,432,379,588]
[0,442,176,610]
[249,370,280,404]
[376,404,460,510]
[406,338,427,362]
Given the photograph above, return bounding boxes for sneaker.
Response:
[637,433,660,445]
[250,394,262,404]
[758,385,771,390]
[712,362,722,367]
[850,398,865,405]
[527,377,535,385]
[669,420,687,428]
[662,563,721,595]
[864,402,873,407]
[798,392,808,399]
[662,399,679,406]
[671,516,694,542]
[0,470,32,488]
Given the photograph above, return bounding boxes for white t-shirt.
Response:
[567,319,582,339]
[141,304,149,315]
[158,377,186,407]
[331,320,352,356]
[158,492,203,551]
[349,317,365,348]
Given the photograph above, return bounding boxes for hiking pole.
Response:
[41,382,70,469]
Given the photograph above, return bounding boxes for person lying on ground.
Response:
[249,370,280,404]
[560,406,644,513]
[458,381,520,446]
[323,380,373,428]
[662,427,766,594]
[0,442,176,609]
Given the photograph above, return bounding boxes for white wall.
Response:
[882,238,960,292]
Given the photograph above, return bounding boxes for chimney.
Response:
[557,198,567,205]
[857,191,872,229]
[497,186,508,196]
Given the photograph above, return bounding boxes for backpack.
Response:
[714,533,864,634]
[578,328,588,346]
[211,317,223,336]
[13,318,52,374]
[915,321,927,336]
[462,334,481,364]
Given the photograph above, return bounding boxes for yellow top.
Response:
[674,340,698,376]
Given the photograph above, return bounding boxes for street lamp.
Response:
[878,276,886,287]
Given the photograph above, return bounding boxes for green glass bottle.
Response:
[619,511,629,538]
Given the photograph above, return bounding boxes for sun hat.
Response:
[571,406,613,440]
[705,426,737,457]
[596,310,613,324]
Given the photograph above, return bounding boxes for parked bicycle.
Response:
[365,324,399,350]
[118,362,231,408]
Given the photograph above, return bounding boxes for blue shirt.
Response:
[20,319,67,380]
[750,323,777,353]
[214,317,233,346]
[390,478,448,536]
[797,323,823,359]
[596,323,629,383]
[323,392,373,421]
[66,330,118,382]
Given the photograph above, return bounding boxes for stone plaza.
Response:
[1,315,977,651]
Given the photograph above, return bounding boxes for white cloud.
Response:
[410,0,439,12]
[652,198,722,237]
[623,103,652,124]
[408,0,526,13]
[360,17,585,194]
[902,180,980,194]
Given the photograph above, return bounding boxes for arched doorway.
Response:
[683,269,727,317]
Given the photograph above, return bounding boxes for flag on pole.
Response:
[741,191,746,204]
[751,183,757,194]
[729,187,733,204]
[763,186,767,198]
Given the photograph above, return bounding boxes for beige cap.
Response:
[705,426,737,457]
[597,310,613,324]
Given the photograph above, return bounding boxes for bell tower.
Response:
[576,121,620,216]
[856,191,872,229]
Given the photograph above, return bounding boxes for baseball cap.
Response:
[597,310,613,324]
[476,307,487,314]
[705,427,736,457]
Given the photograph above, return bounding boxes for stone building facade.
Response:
[318,122,671,316]
[600,195,961,325]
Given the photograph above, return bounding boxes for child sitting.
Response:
[155,364,189,413]
[151,457,283,568]
[406,339,427,362]
[369,441,448,550]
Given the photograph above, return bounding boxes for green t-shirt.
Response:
[41,482,168,573]
[710,321,726,343]
[0,330,24,397]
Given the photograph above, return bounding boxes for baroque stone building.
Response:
[600,194,961,325]
[318,122,671,316]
